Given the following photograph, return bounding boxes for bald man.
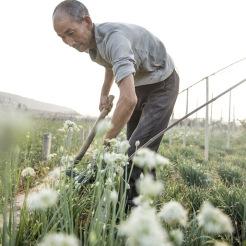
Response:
[53,0,179,210]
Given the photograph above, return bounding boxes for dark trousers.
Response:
[125,69,179,208]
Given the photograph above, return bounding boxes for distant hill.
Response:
[0,91,80,118]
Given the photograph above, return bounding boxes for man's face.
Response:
[53,12,93,52]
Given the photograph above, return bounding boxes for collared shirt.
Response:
[88,22,175,87]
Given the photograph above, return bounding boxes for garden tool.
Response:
[66,95,115,182]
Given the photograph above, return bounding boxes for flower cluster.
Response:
[21,167,36,178]
[136,174,163,198]
[119,205,172,246]
[26,188,58,211]
[38,233,79,246]
[58,120,80,132]
[133,148,170,169]
[113,139,131,154]
[96,119,112,136]
[47,153,57,161]
[103,152,128,167]
[197,201,233,234]
[158,201,188,227]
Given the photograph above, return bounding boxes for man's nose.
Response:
[62,36,75,47]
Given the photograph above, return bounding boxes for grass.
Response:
[0,117,246,245]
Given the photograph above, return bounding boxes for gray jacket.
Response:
[89,22,175,87]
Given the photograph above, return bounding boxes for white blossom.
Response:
[105,178,113,186]
[104,152,128,167]
[116,140,131,154]
[38,233,79,246]
[135,140,140,148]
[48,168,61,181]
[58,128,65,133]
[26,188,58,211]
[159,201,188,227]
[119,205,172,246]
[136,174,163,197]
[133,148,170,169]
[47,153,57,161]
[155,154,170,166]
[110,190,118,203]
[63,120,80,132]
[197,201,233,234]
[115,166,124,176]
[133,195,153,207]
[169,229,184,246]
[21,167,36,178]
[96,119,112,136]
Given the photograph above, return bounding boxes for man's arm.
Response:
[99,68,114,111]
[105,74,137,140]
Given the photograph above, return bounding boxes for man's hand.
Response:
[99,95,113,112]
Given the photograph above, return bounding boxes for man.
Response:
[53,0,179,209]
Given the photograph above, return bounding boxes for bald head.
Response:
[53,0,89,23]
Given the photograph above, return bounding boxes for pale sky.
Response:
[1,0,246,120]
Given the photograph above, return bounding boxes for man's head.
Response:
[53,0,94,52]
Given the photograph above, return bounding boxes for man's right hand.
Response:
[99,95,113,112]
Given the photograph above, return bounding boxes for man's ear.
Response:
[82,15,93,29]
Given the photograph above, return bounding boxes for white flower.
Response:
[155,154,170,166]
[105,178,113,186]
[159,201,188,226]
[119,205,171,246]
[197,201,233,234]
[48,168,61,181]
[136,174,163,197]
[96,119,112,136]
[135,140,140,148]
[63,120,80,132]
[104,152,128,167]
[115,166,124,176]
[47,153,57,161]
[169,229,183,246]
[38,233,79,246]
[21,167,36,178]
[133,195,153,206]
[110,190,118,203]
[133,148,169,170]
[58,128,65,133]
[116,140,131,154]
[26,188,58,211]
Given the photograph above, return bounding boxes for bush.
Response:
[217,166,243,186]
[178,164,213,188]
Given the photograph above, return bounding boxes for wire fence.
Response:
[167,58,246,160]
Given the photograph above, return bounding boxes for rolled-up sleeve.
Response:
[104,33,136,85]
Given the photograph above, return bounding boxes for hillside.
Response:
[0,91,80,117]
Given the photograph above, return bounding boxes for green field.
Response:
[0,116,245,246]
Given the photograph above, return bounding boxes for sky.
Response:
[1,0,246,120]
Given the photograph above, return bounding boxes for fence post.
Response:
[169,112,174,146]
[226,90,231,149]
[183,88,189,147]
[204,77,209,161]
[42,133,52,161]
[232,105,235,132]
[80,128,84,144]
[210,93,213,134]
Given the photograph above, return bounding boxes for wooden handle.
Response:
[73,95,115,165]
